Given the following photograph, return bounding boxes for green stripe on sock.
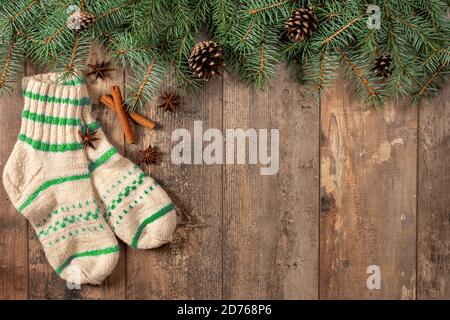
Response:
[131,203,175,248]
[18,173,91,213]
[80,121,101,132]
[89,147,117,172]
[22,110,99,130]
[19,133,83,152]
[22,110,82,126]
[56,245,120,274]
[23,90,91,106]
[62,78,86,86]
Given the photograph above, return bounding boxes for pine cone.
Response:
[67,11,95,31]
[189,40,224,81]
[373,55,392,78]
[286,7,318,42]
[79,11,95,30]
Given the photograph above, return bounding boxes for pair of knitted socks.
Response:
[2,73,177,284]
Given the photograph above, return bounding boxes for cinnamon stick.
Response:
[128,112,157,129]
[100,94,157,129]
[100,95,115,110]
[111,86,136,144]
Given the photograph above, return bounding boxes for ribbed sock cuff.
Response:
[19,72,92,151]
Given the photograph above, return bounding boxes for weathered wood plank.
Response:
[319,80,417,299]
[222,65,319,299]
[27,45,126,299]
[125,77,223,299]
[0,79,28,300]
[417,85,450,299]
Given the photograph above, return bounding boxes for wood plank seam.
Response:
[318,93,321,300]
[415,103,420,300]
[221,72,225,300]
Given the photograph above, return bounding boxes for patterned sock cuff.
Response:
[19,72,94,152]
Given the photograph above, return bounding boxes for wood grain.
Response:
[320,80,418,299]
[0,78,28,300]
[222,65,319,299]
[125,77,223,299]
[1,54,449,300]
[417,86,450,299]
[27,44,127,299]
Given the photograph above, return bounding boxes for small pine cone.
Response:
[67,11,95,31]
[79,11,96,30]
[189,40,224,81]
[286,7,318,42]
[373,55,392,78]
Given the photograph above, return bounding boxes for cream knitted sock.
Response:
[81,93,176,249]
[2,73,120,285]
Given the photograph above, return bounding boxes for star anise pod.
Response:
[79,127,99,149]
[139,145,159,165]
[87,60,115,81]
[158,91,180,112]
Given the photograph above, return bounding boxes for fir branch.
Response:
[130,59,156,109]
[10,0,37,22]
[66,33,81,73]
[219,0,232,25]
[241,19,257,44]
[339,48,377,97]
[316,46,327,91]
[16,30,39,43]
[259,41,265,76]
[176,34,190,64]
[393,14,437,51]
[248,0,291,15]
[44,25,66,45]
[96,2,130,21]
[322,17,363,45]
[0,39,16,89]
[0,0,448,106]
[212,0,238,40]
[417,63,447,97]
[47,51,63,65]
[422,47,450,67]
[115,46,157,55]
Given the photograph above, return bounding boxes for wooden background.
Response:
[0,47,448,300]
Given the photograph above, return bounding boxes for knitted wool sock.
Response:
[82,129,177,249]
[81,95,177,249]
[80,122,177,249]
[2,73,120,284]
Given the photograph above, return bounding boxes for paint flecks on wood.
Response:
[320,80,418,300]
[0,58,449,299]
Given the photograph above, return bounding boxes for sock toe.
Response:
[132,209,177,249]
[57,245,120,285]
